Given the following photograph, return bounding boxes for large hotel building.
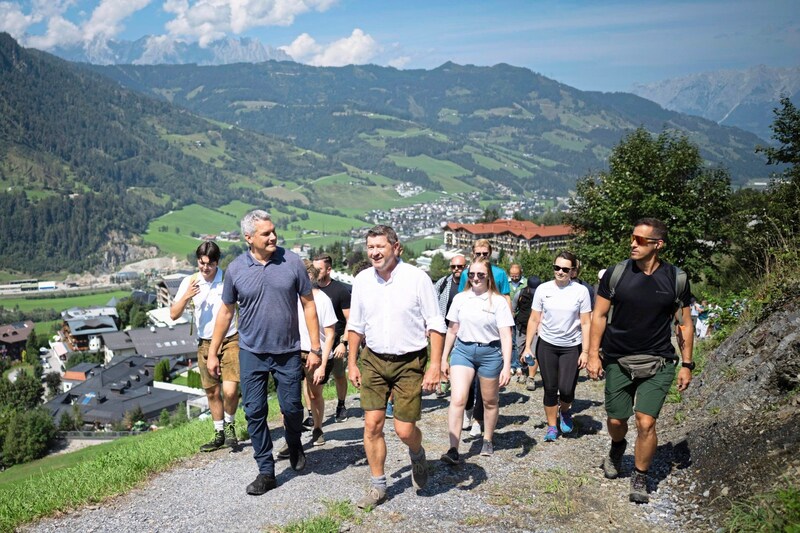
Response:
[443,219,572,256]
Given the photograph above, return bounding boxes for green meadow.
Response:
[388,155,476,193]
[0,290,129,313]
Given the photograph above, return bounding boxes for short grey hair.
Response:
[241,210,272,237]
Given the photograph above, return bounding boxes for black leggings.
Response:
[536,338,580,407]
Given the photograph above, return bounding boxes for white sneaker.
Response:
[462,409,473,430]
[469,422,483,437]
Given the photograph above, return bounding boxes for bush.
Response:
[2,407,57,465]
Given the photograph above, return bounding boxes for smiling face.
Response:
[197,255,218,282]
[467,262,490,291]
[553,256,573,284]
[245,219,278,259]
[367,235,400,275]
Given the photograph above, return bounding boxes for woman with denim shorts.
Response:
[440,257,514,462]
[522,251,591,442]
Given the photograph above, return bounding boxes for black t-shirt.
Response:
[598,260,691,359]
[317,279,351,345]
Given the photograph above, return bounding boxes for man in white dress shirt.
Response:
[347,225,446,509]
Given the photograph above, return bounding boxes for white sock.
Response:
[224,412,234,424]
[213,420,224,432]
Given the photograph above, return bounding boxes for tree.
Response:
[478,206,500,223]
[12,371,44,410]
[567,128,731,281]
[44,372,62,399]
[2,407,56,465]
[170,402,188,426]
[123,405,146,429]
[509,246,557,282]
[154,359,171,382]
[58,410,75,431]
[428,254,450,282]
[159,408,171,428]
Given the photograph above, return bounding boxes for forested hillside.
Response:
[91,60,768,192]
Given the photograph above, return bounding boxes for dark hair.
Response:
[526,275,542,292]
[196,241,221,263]
[554,250,577,268]
[634,217,668,241]
[313,253,333,266]
[366,224,399,245]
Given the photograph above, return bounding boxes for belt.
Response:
[368,347,426,361]
[459,339,501,348]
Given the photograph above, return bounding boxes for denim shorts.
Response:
[450,339,503,379]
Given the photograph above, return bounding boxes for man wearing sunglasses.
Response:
[434,254,468,323]
[587,218,694,504]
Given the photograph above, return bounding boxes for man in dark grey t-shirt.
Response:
[207,210,321,496]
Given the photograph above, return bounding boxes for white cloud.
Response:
[281,28,380,67]
[0,1,39,39]
[164,0,337,47]
[26,16,83,49]
[83,0,153,42]
[388,55,410,69]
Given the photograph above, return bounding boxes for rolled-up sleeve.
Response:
[419,275,446,334]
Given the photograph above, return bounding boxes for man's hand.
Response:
[305,352,322,372]
[348,364,362,389]
[422,364,441,393]
[207,353,221,378]
[586,354,603,380]
[676,366,692,392]
[332,343,347,359]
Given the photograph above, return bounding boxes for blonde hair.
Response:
[464,257,499,306]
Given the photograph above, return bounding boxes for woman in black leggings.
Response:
[522,251,591,442]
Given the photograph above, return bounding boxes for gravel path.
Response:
[25,376,707,533]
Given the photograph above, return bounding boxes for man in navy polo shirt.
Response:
[207,209,322,496]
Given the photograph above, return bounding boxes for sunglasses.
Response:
[450,264,465,270]
[631,234,661,246]
[474,251,490,257]
[467,272,487,279]
[553,265,573,273]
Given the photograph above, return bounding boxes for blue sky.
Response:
[1,0,797,91]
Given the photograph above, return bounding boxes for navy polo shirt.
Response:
[222,247,312,354]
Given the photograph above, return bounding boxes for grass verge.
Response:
[273,500,359,533]
[725,482,800,532]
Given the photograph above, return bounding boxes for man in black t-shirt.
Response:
[313,254,352,422]
[587,218,695,504]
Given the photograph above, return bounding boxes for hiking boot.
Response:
[469,421,483,438]
[223,422,238,448]
[302,414,314,431]
[462,408,473,430]
[311,427,325,447]
[437,380,450,398]
[440,447,460,465]
[543,425,558,442]
[276,443,290,460]
[559,410,574,434]
[410,448,429,490]
[246,473,277,496]
[335,403,348,422]
[630,469,649,504]
[290,447,306,472]
[602,439,627,479]
[526,376,537,391]
[356,486,386,509]
[199,430,226,452]
[385,401,394,419]
[480,440,494,456]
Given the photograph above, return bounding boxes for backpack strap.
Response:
[673,265,687,322]
[606,259,630,325]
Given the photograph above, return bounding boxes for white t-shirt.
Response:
[446,290,515,344]
[532,280,591,347]
[175,269,237,340]
[298,289,337,352]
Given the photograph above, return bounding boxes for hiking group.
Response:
[176,210,695,507]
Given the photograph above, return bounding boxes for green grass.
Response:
[279,500,359,533]
[2,363,34,381]
[725,483,800,532]
[0,290,129,314]
[388,154,476,193]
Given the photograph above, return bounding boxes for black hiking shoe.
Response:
[630,469,649,503]
[276,443,290,460]
[246,473,277,496]
[602,439,627,479]
[290,447,306,472]
[335,403,348,422]
[302,415,314,432]
[440,447,460,465]
[199,430,226,452]
[224,422,238,448]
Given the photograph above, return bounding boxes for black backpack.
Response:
[515,276,541,332]
[606,259,687,325]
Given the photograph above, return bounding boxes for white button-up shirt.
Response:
[349,261,446,355]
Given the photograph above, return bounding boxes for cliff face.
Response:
[664,286,800,513]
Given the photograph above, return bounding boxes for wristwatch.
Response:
[681,361,695,370]
[309,347,323,357]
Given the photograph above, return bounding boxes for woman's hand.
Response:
[578,351,588,370]
[499,366,512,388]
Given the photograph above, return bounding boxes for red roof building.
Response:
[443,219,573,256]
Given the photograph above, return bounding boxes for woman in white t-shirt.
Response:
[440,257,514,463]
[523,251,591,443]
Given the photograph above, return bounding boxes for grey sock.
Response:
[409,446,426,462]
[370,475,387,492]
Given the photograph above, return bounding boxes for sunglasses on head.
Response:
[474,251,490,257]
[552,265,573,273]
[450,264,465,270]
[467,272,487,279]
[631,234,661,246]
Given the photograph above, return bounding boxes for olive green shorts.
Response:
[197,333,240,389]
[603,358,675,419]
[359,347,427,422]
[331,355,347,379]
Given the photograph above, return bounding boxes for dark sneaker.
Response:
[602,439,627,479]
[246,473,277,496]
[440,447,460,465]
[335,404,348,422]
[630,469,649,503]
[290,447,306,472]
[526,376,537,391]
[410,448,428,490]
[302,415,314,431]
[311,427,325,446]
[559,410,574,434]
[276,443,290,460]
[543,425,558,442]
[224,422,238,448]
[199,430,226,452]
[356,486,386,509]
[480,440,494,456]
